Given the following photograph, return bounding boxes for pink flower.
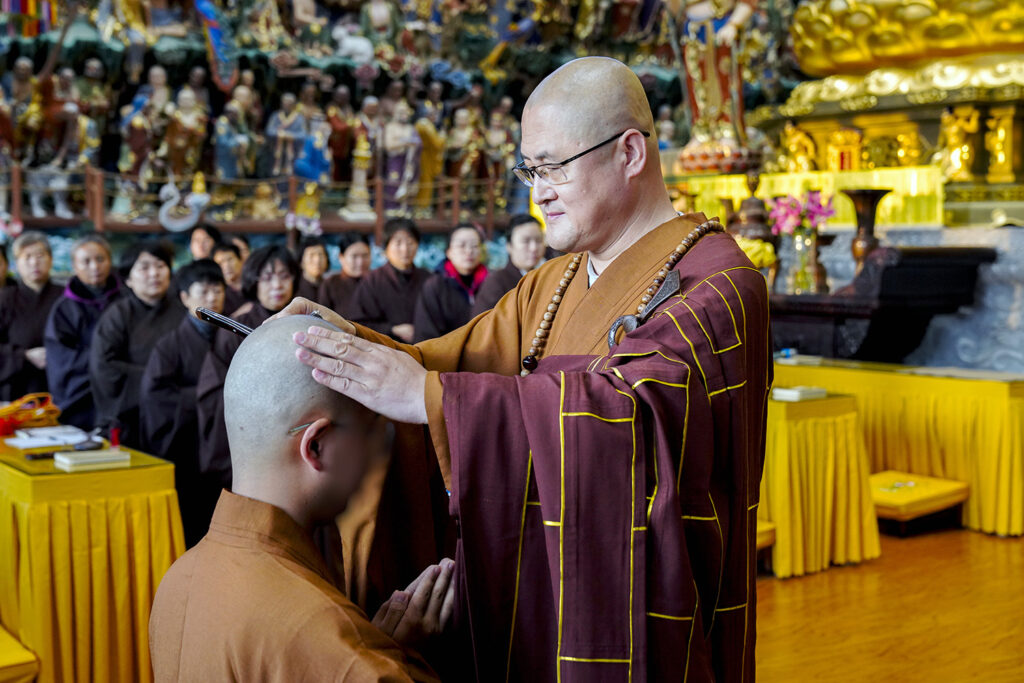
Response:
[769,195,802,235]
[804,191,835,229]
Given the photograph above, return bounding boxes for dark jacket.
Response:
[196,304,275,490]
[469,261,525,317]
[349,263,431,340]
[140,315,219,546]
[88,290,185,447]
[412,260,488,343]
[318,272,362,320]
[0,280,63,401]
[44,275,122,429]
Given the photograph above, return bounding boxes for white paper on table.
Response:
[5,425,90,450]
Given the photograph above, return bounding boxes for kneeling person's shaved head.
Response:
[225,315,375,524]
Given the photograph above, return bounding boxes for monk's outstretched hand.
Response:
[265,297,356,334]
[293,325,428,425]
[372,558,456,647]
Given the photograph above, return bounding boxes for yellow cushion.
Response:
[870,470,969,522]
[0,625,38,683]
[756,519,776,550]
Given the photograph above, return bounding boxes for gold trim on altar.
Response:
[791,0,1024,77]
[666,167,944,229]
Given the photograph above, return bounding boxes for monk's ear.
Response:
[297,418,332,472]
[621,128,648,180]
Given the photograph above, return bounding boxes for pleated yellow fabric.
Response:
[0,448,184,683]
[0,624,38,683]
[760,396,881,578]
[775,359,1024,536]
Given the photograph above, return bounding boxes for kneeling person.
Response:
[149,315,448,682]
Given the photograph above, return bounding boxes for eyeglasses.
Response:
[513,129,650,188]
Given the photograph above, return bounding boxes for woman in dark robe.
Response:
[412,224,488,343]
[44,233,122,429]
[317,231,371,319]
[140,259,226,547]
[470,214,545,317]
[88,240,183,447]
[294,235,329,301]
[196,245,299,491]
[0,232,63,402]
[350,218,430,343]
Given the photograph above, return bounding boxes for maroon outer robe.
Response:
[435,229,770,682]
[349,220,770,682]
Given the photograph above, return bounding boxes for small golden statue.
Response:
[778,121,817,172]
[250,182,283,220]
[985,106,1016,184]
[933,105,979,182]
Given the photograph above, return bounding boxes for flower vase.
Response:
[790,226,818,294]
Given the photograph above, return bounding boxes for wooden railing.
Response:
[1,165,514,244]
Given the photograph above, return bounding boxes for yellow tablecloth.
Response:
[760,395,881,578]
[0,446,185,683]
[775,359,1024,536]
[0,625,37,683]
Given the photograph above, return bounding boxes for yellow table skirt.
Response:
[775,359,1024,536]
[760,395,881,578]
[0,448,185,683]
[0,626,37,683]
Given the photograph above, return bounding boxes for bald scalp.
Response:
[525,57,655,145]
[224,315,359,479]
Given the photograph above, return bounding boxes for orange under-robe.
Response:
[149,490,438,682]
[343,214,772,681]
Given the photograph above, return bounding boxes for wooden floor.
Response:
[756,529,1024,682]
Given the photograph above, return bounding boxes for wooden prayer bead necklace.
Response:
[520,220,724,376]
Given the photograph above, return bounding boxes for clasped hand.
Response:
[371,558,456,647]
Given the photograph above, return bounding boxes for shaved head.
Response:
[224,315,369,482]
[519,57,675,261]
[524,57,655,154]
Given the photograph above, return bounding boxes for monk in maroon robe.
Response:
[282,57,771,682]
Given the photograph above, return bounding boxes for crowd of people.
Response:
[0,213,545,545]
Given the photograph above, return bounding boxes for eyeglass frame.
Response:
[513,129,651,188]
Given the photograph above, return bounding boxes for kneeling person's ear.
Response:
[298,418,332,471]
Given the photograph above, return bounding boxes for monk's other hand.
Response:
[294,325,428,425]
[264,297,355,334]
[371,559,455,647]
